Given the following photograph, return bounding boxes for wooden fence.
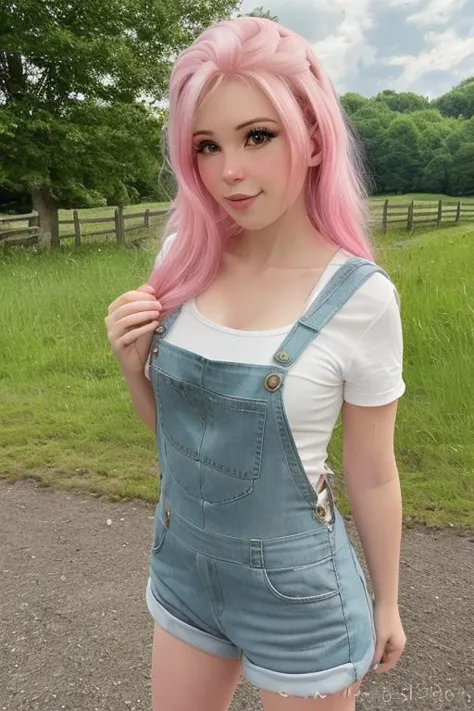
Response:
[1,199,474,247]
[0,206,169,247]
[371,198,474,233]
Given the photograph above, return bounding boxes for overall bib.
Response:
[146,258,388,699]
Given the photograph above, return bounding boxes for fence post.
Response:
[115,206,125,244]
[144,208,150,229]
[407,200,414,231]
[28,211,40,242]
[73,209,81,247]
[455,200,461,223]
[437,199,442,227]
[28,211,39,228]
[382,199,389,234]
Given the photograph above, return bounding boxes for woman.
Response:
[105,16,407,711]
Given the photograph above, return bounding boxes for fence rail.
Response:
[0,206,168,246]
[1,199,474,247]
[369,198,473,233]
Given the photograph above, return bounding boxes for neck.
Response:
[227,191,337,269]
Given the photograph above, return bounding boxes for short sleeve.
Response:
[154,232,177,268]
[343,289,406,406]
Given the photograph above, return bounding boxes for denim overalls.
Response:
[146,258,389,699]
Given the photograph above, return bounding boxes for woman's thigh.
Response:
[259,676,365,711]
[151,624,242,711]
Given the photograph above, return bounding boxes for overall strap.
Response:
[161,304,183,332]
[272,258,392,368]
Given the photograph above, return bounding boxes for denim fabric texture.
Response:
[146,258,386,698]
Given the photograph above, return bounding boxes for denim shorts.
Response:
[146,499,376,700]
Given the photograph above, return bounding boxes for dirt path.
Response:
[1,478,473,711]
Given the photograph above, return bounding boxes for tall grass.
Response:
[0,219,473,529]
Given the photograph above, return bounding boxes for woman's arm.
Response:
[120,366,157,434]
[341,399,403,606]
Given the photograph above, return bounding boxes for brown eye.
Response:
[246,128,278,147]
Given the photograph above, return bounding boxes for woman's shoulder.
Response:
[154,232,178,267]
[336,248,402,314]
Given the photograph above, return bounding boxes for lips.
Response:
[226,192,260,201]
[224,192,262,211]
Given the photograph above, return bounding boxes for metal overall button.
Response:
[164,505,171,528]
[275,349,290,363]
[264,373,282,392]
[151,346,159,356]
[155,324,166,335]
[313,492,334,531]
[315,504,327,519]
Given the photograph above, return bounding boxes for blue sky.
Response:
[239,0,474,99]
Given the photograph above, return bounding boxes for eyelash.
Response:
[193,127,279,155]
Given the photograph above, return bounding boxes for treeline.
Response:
[341,78,474,197]
[156,77,474,202]
[1,0,473,225]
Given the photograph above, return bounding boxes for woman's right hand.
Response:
[105,284,162,375]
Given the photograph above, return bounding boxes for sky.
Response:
[239,0,474,99]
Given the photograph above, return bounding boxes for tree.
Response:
[377,116,423,194]
[340,92,369,117]
[349,102,394,193]
[238,5,278,20]
[374,90,430,114]
[449,143,474,195]
[0,0,241,246]
[433,77,474,119]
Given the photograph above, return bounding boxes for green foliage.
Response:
[348,79,474,196]
[1,3,473,219]
[238,5,278,20]
[374,89,430,113]
[340,92,369,116]
[0,0,241,214]
[433,77,474,119]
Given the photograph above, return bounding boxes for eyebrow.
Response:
[193,117,278,138]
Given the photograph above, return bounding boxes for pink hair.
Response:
[148,16,375,321]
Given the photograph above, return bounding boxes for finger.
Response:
[138,284,155,293]
[114,310,163,334]
[120,319,160,346]
[113,300,162,321]
[106,303,160,330]
[372,650,402,674]
[108,291,158,314]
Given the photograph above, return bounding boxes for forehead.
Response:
[194,77,279,131]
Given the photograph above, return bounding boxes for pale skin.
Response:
[105,76,406,710]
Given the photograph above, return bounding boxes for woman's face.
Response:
[193,77,301,230]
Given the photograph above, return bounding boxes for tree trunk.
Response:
[31,187,60,247]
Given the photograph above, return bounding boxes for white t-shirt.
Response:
[145,234,406,493]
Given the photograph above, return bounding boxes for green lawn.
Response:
[1,208,473,529]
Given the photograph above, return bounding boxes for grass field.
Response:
[1,199,473,529]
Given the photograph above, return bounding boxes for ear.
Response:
[307,121,323,167]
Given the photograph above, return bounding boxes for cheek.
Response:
[255,145,291,189]
[196,158,219,195]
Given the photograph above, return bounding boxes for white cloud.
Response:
[383,28,474,92]
[406,0,467,25]
[309,0,377,92]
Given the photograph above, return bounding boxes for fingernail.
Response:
[371,663,379,671]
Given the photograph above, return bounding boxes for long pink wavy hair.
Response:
[148,16,375,322]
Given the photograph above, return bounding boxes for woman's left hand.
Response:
[370,602,406,674]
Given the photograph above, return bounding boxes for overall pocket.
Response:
[151,513,168,554]
[153,368,267,503]
[262,553,340,604]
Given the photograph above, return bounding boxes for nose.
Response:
[222,150,245,185]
